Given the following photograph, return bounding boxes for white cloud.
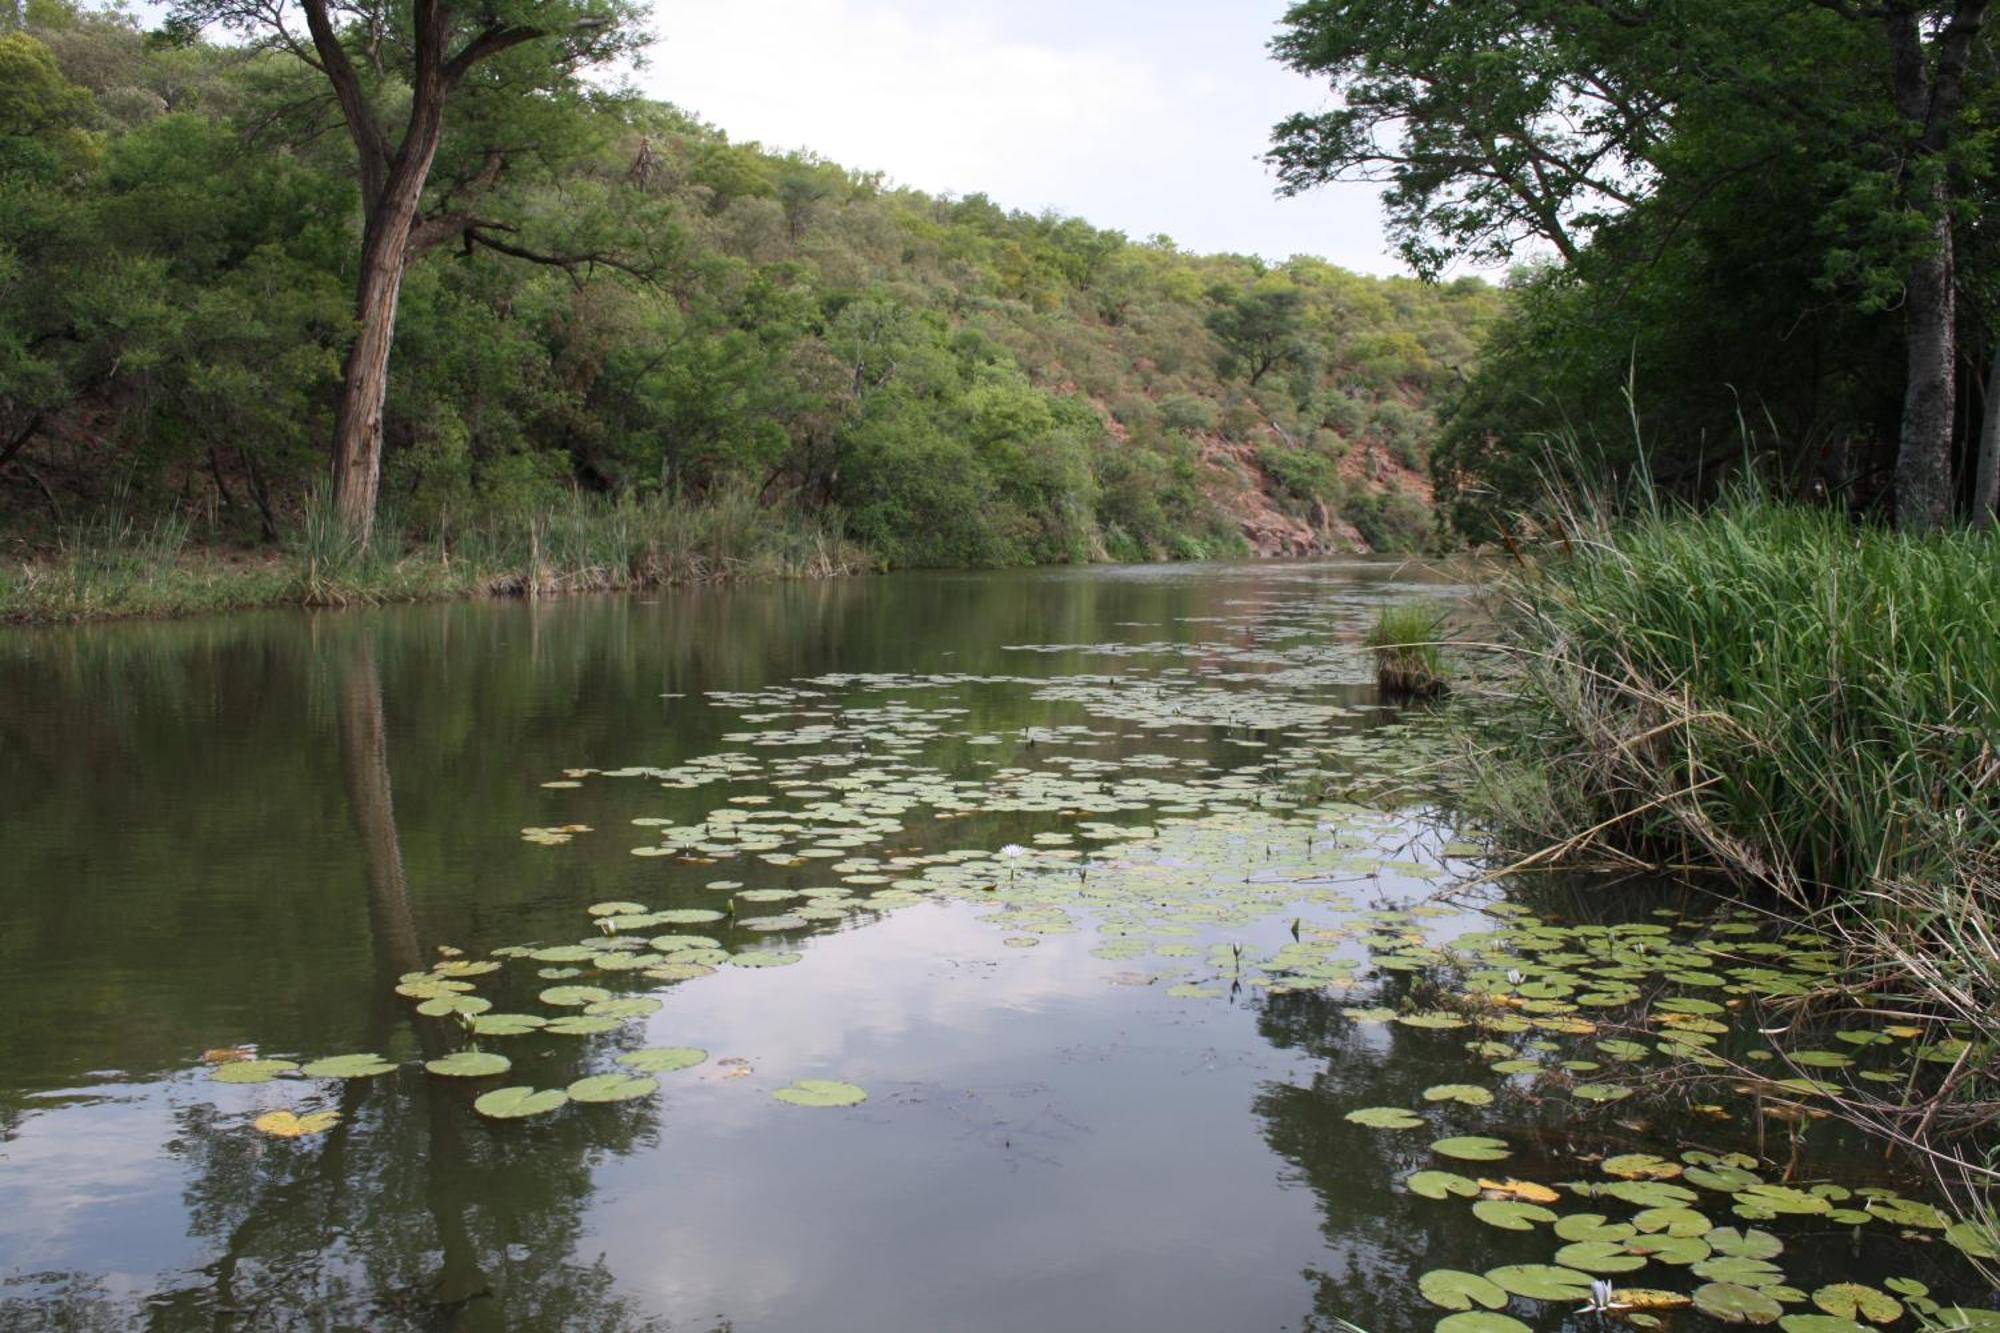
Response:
[641,0,1406,274]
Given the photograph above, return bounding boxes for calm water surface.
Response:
[0,562,1987,1332]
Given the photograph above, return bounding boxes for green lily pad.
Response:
[617,1047,707,1074]
[1781,1318,1869,1333]
[544,1015,622,1036]
[1472,1199,1557,1231]
[1436,1315,1529,1333]
[1420,1270,1509,1312]
[416,994,492,1018]
[588,901,648,916]
[469,1013,547,1036]
[1346,1106,1425,1130]
[1554,1241,1649,1273]
[472,1086,569,1119]
[1632,1206,1711,1237]
[299,1053,396,1079]
[1423,1084,1495,1106]
[1694,1257,1787,1287]
[1556,1213,1636,1243]
[567,1073,658,1103]
[539,985,613,1007]
[583,997,662,1019]
[730,951,804,968]
[211,1058,299,1084]
[1813,1285,1902,1325]
[772,1079,867,1107]
[1695,1283,1785,1325]
[425,1051,511,1078]
[1485,1263,1593,1301]
[654,909,725,924]
[1433,1135,1510,1162]
[1707,1227,1784,1259]
[1407,1170,1482,1200]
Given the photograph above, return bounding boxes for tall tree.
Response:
[1269,0,1992,529]
[168,0,646,541]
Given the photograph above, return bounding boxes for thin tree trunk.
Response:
[1896,194,1957,531]
[1975,341,2000,529]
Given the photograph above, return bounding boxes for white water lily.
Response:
[998,843,1027,859]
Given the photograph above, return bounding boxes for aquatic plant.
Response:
[1364,600,1449,698]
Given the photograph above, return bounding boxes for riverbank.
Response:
[1464,497,1999,1195]
[0,491,872,625]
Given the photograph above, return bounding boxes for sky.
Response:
[639,0,1406,275]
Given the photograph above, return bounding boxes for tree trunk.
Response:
[328,227,414,544]
[1975,341,2000,529]
[1895,185,1957,531]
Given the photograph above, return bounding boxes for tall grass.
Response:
[1476,486,2000,1192]
[1364,600,1449,698]
[0,488,870,624]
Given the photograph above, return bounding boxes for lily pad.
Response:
[299,1053,396,1079]
[1695,1283,1785,1325]
[617,1047,707,1074]
[1707,1227,1784,1259]
[1433,1136,1510,1162]
[729,951,804,968]
[1420,1270,1509,1312]
[425,1051,511,1078]
[1407,1170,1481,1200]
[544,1015,623,1036]
[212,1058,299,1084]
[567,1073,659,1104]
[1813,1285,1902,1325]
[1472,1199,1557,1231]
[252,1109,341,1138]
[1346,1106,1425,1130]
[472,1086,569,1119]
[772,1079,867,1107]
[1423,1084,1495,1106]
[469,1013,547,1036]
[1554,1241,1648,1273]
[539,985,612,1007]
[1435,1316,1530,1333]
[1485,1264,1593,1301]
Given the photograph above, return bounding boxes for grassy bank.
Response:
[1470,496,1999,1191]
[0,490,871,625]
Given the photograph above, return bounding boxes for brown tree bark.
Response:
[1975,341,2000,528]
[301,0,548,544]
[1880,0,1987,530]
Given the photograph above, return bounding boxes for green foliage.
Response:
[1,8,1501,576]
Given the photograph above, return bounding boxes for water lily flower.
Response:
[998,844,1027,859]
[1579,1279,1627,1315]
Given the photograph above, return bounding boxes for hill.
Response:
[1,5,1502,570]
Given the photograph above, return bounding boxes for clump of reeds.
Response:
[1365,601,1449,699]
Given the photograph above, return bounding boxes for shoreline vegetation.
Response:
[1459,492,1999,1209]
[0,489,869,625]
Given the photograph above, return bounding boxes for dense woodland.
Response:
[0,0,1501,570]
[1270,0,2000,538]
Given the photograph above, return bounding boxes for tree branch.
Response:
[298,0,390,206]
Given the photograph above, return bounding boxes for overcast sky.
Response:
[639,0,1406,275]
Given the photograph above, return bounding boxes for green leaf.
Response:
[469,1013,547,1036]
[425,1051,511,1078]
[1420,1270,1509,1312]
[472,1086,569,1119]
[1346,1106,1425,1129]
[539,985,612,1007]
[1472,1199,1556,1231]
[772,1079,867,1107]
[211,1058,299,1084]
[568,1073,658,1104]
[729,951,803,968]
[299,1053,396,1079]
[1484,1264,1593,1301]
[1706,1227,1784,1259]
[1435,1315,1530,1333]
[1407,1170,1482,1200]
[1555,1213,1635,1243]
[1695,1283,1785,1325]
[1553,1241,1648,1273]
[1812,1285,1902,1325]
[616,1047,707,1074]
[1433,1135,1510,1161]
[1423,1083,1495,1106]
